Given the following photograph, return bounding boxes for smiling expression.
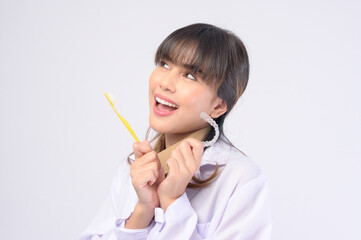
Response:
[149,59,226,135]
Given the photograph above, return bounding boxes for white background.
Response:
[1,0,360,239]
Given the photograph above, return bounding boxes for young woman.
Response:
[79,23,272,240]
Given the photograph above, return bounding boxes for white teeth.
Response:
[155,96,177,108]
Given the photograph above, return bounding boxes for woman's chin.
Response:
[149,114,205,135]
[149,118,180,134]
[149,118,167,133]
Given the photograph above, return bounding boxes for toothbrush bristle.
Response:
[106,92,117,105]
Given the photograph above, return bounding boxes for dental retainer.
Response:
[200,112,219,147]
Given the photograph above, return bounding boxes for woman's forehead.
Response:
[161,48,205,74]
[163,55,201,73]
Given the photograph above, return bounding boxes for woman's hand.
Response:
[130,140,165,209]
[157,138,204,212]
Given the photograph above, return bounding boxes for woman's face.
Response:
[149,59,226,135]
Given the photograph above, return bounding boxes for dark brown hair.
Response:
[129,23,249,188]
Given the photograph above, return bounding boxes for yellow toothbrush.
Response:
[104,93,140,142]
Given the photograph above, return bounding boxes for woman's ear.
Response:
[210,98,227,119]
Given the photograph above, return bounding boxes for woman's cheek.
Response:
[187,90,212,111]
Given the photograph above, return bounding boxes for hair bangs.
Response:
[155,28,228,90]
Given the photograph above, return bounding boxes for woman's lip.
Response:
[153,100,177,116]
[154,93,178,107]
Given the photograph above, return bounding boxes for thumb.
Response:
[133,140,152,159]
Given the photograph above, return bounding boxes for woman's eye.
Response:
[186,73,196,80]
[160,61,170,69]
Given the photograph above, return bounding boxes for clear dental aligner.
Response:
[200,112,220,147]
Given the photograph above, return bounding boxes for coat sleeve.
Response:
[147,191,202,240]
[78,159,155,240]
[146,174,272,240]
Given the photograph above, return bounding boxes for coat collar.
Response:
[200,135,230,167]
[192,135,231,181]
[152,126,211,174]
[128,134,231,171]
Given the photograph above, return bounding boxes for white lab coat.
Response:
[78,136,272,239]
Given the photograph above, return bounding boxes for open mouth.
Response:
[153,94,178,116]
[155,96,178,110]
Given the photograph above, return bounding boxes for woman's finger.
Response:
[132,169,157,187]
[171,148,189,173]
[179,141,197,173]
[131,161,159,182]
[166,157,180,177]
[183,138,204,169]
[133,140,152,159]
[131,151,159,169]
[174,148,193,177]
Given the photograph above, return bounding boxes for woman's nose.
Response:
[159,71,176,93]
